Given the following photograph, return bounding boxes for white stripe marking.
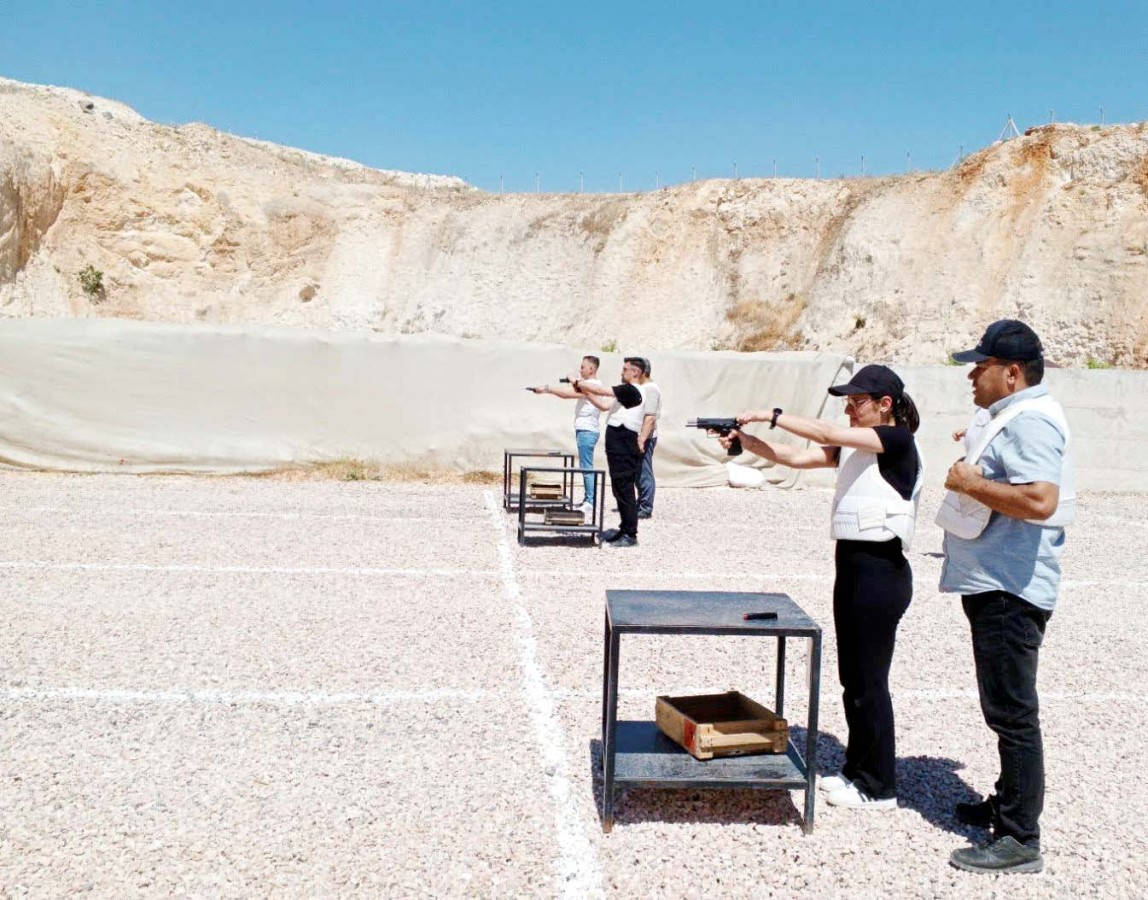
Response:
[898,688,1148,702]
[1087,515,1148,527]
[527,572,1140,589]
[1,687,490,705]
[553,687,1147,703]
[6,505,473,524]
[7,685,1139,707]
[483,490,602,899]
[530,570,833,582]
[0,561,497,578]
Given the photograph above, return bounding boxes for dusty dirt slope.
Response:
[2,77,1147,366]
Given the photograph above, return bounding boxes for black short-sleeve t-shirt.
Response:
[871,425,920,500]
[611,383,643,409]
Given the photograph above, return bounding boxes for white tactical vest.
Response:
[935,395,1076,540]
[831,440,925,550]
[606,383,646,432]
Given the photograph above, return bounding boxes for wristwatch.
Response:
[770,408,783,429]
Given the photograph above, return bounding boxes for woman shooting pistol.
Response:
[719,365,923,811]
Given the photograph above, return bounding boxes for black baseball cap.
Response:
[828,364,904,399]
[951,319,1044,363]
[624,356,650,375]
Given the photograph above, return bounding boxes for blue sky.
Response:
[2,1,1145,193]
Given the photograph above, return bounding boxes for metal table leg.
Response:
[517,469,528,545]
[775,635,787,717]
[601,609,611,743]
[803,632,822,834]
[601,627,620,833]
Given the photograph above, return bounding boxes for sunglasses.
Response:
[843,395,876,411]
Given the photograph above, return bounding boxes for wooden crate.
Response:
[528,480,564,500]
[544,508,585,525]
[655,691,788,760]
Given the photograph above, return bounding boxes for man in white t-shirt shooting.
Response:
[530,355,611,516]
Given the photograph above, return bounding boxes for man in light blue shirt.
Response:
[939,320,1071,876]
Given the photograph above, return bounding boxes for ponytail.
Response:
[894,393,920,434]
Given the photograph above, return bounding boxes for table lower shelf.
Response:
[607,721,810,789]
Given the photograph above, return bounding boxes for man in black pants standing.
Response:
[568,357,646,548]
[939,320,1074,875]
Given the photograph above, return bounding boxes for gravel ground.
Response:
[1,473,1145,898]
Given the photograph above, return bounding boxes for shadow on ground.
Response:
[589,727,985,837]
[587,737,803,828]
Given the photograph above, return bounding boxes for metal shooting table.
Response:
[502,448,576,511]
[517,466,605,545]
[600,589,823,833]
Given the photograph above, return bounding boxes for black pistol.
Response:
[687,418,743,456]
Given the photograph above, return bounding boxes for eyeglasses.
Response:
[843,396,875,411]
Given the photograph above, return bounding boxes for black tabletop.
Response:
[606,590,820,636]
[505,448,573,456]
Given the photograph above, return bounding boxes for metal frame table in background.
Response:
[517,466,605,545]
[600,589,823,833]
[502,448,575,511]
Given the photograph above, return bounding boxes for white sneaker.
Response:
[826,784,896,811]
[819,774,851,793]
[579,502,594,518]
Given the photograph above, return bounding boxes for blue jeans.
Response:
[638,435,657,513]
[963,590,1051,847]
[575,429,599,506]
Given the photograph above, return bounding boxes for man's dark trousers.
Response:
[963,590,1051,847]
[605,425,642,537]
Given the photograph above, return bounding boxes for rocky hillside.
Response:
[2,77,1147,366]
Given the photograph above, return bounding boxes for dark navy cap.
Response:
[827,364,904,399]
[951,319,1044,363]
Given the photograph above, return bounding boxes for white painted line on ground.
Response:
[482,490,603,900]
[1086,515,1148,527]
[0,560,498,578]
[556,687,1146,703]
[529,570,834,582]
[899,688,1148,702]
[4,505,476,524]
[9,684,1139,707]
[1061,578,1148,588]
[1,687,491,705]
[527,571,1139,589]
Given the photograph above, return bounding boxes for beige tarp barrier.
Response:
[4,319,1145,491]
[0,319,851,485]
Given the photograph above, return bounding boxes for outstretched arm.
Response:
[531,384,581,399]
[568,376,615,398]
[723,429,837,469]
[737,409,885,453]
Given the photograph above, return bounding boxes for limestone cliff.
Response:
[2,77,1147,366]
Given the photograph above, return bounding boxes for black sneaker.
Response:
[949,836,1043,874]
[955,797,995,828]
[636,509,652,519]
[603,534,637,548]
[600,528,623,543]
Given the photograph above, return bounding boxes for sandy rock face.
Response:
[2,77,1147,366]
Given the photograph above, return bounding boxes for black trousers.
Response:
[604,425,642,537]
[833,538,912,800]
[962,590,1051,848]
